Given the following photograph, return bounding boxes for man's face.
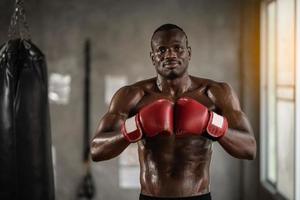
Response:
[150,29,191,79]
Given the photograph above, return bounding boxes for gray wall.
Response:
[0,1,260,200]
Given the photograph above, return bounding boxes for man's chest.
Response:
[131,88,217,116]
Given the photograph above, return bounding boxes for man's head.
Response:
[150,24,191,79]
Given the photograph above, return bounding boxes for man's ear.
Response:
[187,46,192,60]
[150,51,155,65]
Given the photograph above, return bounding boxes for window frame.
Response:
[260,0,299,199]
[295,0,300,200]
[260,0,277,194]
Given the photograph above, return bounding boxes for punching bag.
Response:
[14,39,55,200]
[0,1,55,199]
[0,40,18,200]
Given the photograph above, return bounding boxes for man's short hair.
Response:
[151,24,188,48]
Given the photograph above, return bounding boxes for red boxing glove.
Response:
[121,99,174,142]
[175,97,228,140]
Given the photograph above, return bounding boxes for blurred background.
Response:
[0,0,299,200]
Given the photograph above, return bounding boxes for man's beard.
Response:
[156,65,188,80]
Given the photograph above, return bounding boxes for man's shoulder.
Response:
[131,77,156,88]
[108,77,156,115]
[114,77,156,99]
[190,76,231,90]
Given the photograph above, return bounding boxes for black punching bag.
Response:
[0,40,18,200]
[0,1,55,199]
[14,39,55,200]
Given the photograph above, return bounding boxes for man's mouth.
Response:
[163,60,180,68]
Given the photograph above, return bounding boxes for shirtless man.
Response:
[90,24,257,200]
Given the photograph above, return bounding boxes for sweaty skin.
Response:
[91,28,256,197]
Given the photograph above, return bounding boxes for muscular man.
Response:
[91,24,256,200]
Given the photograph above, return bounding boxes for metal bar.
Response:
[83,39,91,162]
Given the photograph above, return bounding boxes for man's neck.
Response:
[156,73,192,97]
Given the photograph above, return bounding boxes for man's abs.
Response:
[138,135,212,197]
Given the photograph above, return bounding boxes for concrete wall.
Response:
[240,1,260,200]
[0,1,260,200]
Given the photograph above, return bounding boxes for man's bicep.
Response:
[226,110,252,133]
[219,83,252,134]
[221,82,241,112]
[95,112,125,134]
[108,85,144,117]
[96,85,144,133]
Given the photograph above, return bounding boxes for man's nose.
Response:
[164,48,177,59]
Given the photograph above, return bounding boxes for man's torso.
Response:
[127,76,218,197]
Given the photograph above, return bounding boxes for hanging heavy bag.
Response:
[15,39,54,200]
[0,0,55,199]
[0,39,19,200]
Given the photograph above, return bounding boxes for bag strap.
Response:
[8,0,31,40]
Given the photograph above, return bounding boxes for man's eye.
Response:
[174,46,183,51]
[158,47,166,53]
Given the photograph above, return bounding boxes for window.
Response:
[295,0,300,199]
[260,0,297,199]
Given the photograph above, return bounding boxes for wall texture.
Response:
[240,1,260,200]
[0,1,260,200]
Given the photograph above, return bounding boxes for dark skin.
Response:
[91,29,256,197]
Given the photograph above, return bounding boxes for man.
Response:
[91,24,256,200]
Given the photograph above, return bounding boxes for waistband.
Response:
[139,193,211,200]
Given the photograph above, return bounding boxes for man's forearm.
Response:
[218,129,256,160]
[90,131,130,161]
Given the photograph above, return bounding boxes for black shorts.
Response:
[139,193,212,200]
